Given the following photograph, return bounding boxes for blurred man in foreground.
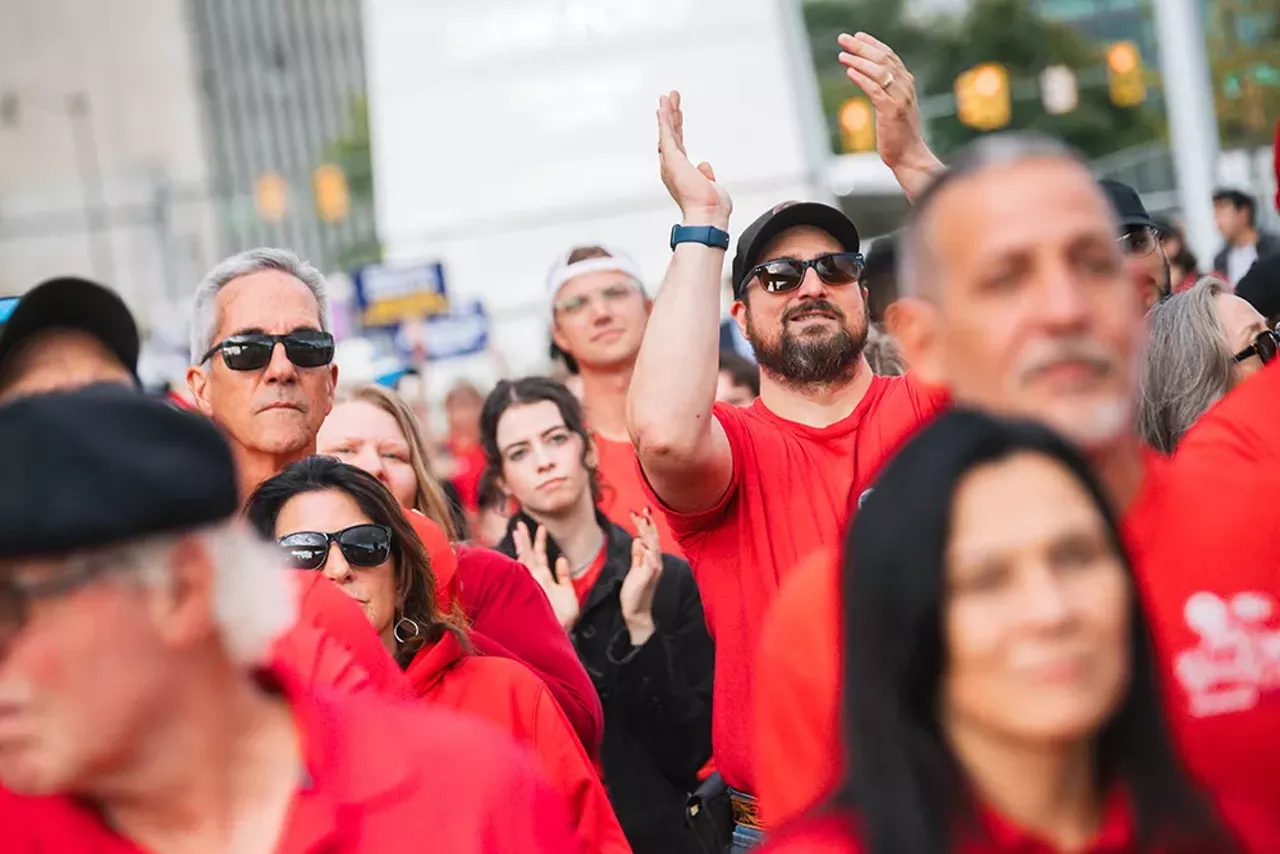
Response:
[0,387,579,852]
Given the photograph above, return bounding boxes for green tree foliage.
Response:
[323,95,382,268]
[805,0,1164,160]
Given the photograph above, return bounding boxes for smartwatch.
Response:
[670,224,731,252]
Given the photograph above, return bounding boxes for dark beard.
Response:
[745,300,866,391]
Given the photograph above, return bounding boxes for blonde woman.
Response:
[317,383,605,762]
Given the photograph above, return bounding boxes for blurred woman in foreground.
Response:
[246,457,630,853]
[760,410,1234,854]
[317,383,604,760]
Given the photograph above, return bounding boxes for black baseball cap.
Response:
[1099,180,1164,233]
[0,384,238,558]
[0,277,140,379]
[732,202,861,300]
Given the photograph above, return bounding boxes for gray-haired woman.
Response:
[1139,276,1276,452]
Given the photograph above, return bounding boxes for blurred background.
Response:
[1,0,1276,417]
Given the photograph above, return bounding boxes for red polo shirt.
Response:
[2,667,580,853]
[641,375,944,792]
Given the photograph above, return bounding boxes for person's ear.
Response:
[887,297,946,387]
[551,322,570,355]
[146,534,218,653]
[584,437,600,471]
[730,299,749,338]
[186,366,213,417]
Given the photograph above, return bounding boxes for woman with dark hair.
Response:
[246,457,631,854]
[481,376,714,854]
[760,409,1236,854]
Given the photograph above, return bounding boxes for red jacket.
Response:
[1,667,581,853]
[407,511,604,762]
[406,631,631,854]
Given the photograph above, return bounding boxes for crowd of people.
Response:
[2,31,1279,854]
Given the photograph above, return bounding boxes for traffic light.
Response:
[254,172,289,223]
[313,164,351,223]
[839,98,875,153]
[956,63,1011,131]
[1107,41,1146,108]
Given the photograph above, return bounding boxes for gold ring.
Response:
[881,72,895,89]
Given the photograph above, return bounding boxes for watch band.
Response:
[670,224,731,251]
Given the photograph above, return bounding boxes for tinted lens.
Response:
[220,337,275,371]
[282,331,335,368]
[756,261,804,294]
[336,524,392,567]
[814,253,863,285]
[278,532,330,570]
[1257,331,1278,365]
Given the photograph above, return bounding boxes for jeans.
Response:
[730,823,765,852]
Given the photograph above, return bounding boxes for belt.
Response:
[729,789,761,831]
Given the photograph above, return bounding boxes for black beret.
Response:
[0,384,238,559]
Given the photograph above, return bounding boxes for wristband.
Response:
[670,224,730,252]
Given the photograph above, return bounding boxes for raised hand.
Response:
[513,522,580,632]
[657,90,732,227]
[620,511,664,646]
[837,32,943,200]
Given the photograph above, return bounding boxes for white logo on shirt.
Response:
[1174,591,1280,718]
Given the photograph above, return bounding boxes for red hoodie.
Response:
[406,631,631,854]
[0,666,580,853]
[406,511,605,762]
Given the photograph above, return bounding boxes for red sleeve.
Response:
[292,572,413,700]
[272,623,374,696]
[455,546,604,762]
[756,549,844,830]
[1176,357,1280,464]
[528,683,632,854]
[470,736,585,854]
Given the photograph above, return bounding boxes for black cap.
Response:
[0,384,238,559]
[1099,180,1162,232]
[732,202,861,300]
[0,278,140,379]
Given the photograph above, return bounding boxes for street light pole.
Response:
[1153,0,1221,263]
[65,91,117,285]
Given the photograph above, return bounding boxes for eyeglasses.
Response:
[554,283,640,317]
[745,252,865,295]
[277,524,393,571]
[0,555,118,652]
[1117,226,1160,257]
[201,330,335,372]
[1233,329,1279,365]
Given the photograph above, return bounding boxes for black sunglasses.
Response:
[201,330,335,372]
[745,252,865,295]
[277,524,393,571]
[1233,329,1279,365]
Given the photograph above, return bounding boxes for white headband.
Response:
[546,250,644,299]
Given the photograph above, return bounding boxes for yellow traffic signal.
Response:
[254,172,289,223]
[313,164,350,223]
[1107,41,1146,107]
[956,63,1011,131]
[839,98,875,153]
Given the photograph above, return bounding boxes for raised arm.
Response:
[837,32,944,202]
[627,91,735,514]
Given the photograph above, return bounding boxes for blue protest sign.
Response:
[395,300,489,362]
[352,261,449,329]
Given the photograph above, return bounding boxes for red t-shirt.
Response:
[753,448,1280,847]
[594,432,683,557]
[446,438,487,512]
[2,667,580,853]
[640,375,945,792]
[571,544,609,605]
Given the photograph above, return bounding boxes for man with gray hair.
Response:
[0,386,579,851]
[187,248,339,500]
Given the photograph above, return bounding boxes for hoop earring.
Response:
[393,617,421,644]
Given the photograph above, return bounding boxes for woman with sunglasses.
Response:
[1140,277,1277,453]
[759,409,1239,854]
[317,382,605,765]
[246,457,631,854]
[481,376,714,854]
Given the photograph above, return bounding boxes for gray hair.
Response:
[190,248,332,363]
[897,132,1100,299]
[71,521,296,666]
[1138,277,1235,453]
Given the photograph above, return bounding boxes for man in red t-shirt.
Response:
[626,92,945,809]
[754,90,1280,845]
[547,243,685,556]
